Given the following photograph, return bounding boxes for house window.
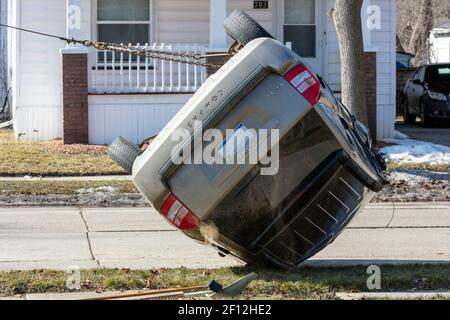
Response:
[283,0,316,58]
[97,0,151,45]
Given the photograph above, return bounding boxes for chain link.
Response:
[0,24,226,69]
[70,39,224,68]
[0,24,225,68]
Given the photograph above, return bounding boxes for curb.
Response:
[303,259,450,268]
[366,202,450,209]
[336,291,450,300]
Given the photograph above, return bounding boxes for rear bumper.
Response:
[208,149,378,268]
[423,97,450,120]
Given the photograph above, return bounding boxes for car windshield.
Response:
[426,65,450,85]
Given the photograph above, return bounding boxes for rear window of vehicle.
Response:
[438,67,450,75]
[426,65,450,83]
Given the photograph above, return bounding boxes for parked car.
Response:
[402,63,450,127]
[109,11,386,269]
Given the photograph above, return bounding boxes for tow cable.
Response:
[0,23,227,68]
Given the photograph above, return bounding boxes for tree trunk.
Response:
[333,0,368,126]
[408,0,433,66]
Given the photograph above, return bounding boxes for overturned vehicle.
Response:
[109,11,386,269]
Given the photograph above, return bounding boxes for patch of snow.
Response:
[393,131,409,140]
[388,169,450,183]
[76,188,94,194]
[97,186,116,193]
[0,120,14,129]
[76,186,117,194]
[381,138,450,165]
[388,171,431,183]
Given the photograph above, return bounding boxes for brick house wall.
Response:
[62,53,89,144]
[365,52,377,142]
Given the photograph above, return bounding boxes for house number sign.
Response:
[253,1,269,9]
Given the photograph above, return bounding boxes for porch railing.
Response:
[88,43,208,94]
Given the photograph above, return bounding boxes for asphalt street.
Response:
[396,123,450,146]
[0,203,449,271]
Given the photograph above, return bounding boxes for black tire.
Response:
[420,102,433,128]
[223,10,274,46]
[108,137,143,173]
[403,98,416,125]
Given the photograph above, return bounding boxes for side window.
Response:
[96,0,151,62]
[284,0,316,58]
[97,0,151,45]
[412,68,420,81]
[418,67,426,82]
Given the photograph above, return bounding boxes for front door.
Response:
[278,0,324,75]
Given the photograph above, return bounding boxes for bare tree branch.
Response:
[397,0,448,64]
[408,0,434,65]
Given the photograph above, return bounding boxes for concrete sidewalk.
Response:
[0,175,132,181]
[0,203,449,271]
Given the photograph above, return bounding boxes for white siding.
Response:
[156,0,275,45]
[0,0,7,100]
[325,0,396,140]
[14,105,62,140]
[156,0,210,44]
[88,94,189,144]
[11,0,91,141]
[430,33,450,63]
[228,0,274,33]
[12,0,395,142]
[12,0,64,140]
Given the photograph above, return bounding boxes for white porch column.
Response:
[64,0,86,52]
[209,0,227,50]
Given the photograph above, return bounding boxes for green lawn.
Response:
[1,265,449,299]
[0,129,126,177]
[0,180,138,195]
[2,128,447,176]
[387,162,450,173]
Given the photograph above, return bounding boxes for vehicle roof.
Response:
[422,63,450,68]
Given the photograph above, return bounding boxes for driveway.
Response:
[0,204,449,271]
[396,123,450,147]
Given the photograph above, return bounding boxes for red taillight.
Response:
[284,64,321,105]
[160,194,201,230]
